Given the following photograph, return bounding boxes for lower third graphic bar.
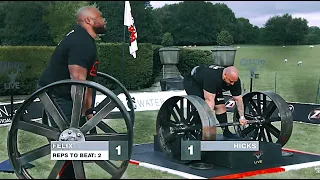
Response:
[201,141,259,151]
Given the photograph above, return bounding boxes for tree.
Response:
[211,3,238,43]
[1,1,54,45]
[235,17,256,44]
[90,1,161,44]
[130,1,162,44]
[263,13,292,45]
[286,17,309,45]
[156,1,219,45]
[217,30,233,46]
[303,26,320,45]
[304,33,320,45]
[43,1,90,45]
[161,32,174,46]
[153,3,180,44]
[262,13,310,45]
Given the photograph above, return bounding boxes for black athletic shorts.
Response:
[183,73,225,105]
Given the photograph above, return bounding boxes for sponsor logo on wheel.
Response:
[307,107,320,124]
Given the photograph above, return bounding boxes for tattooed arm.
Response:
[233,95,245,118]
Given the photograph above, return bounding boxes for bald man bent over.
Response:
[37,6,106,179]
[183,65,247,139]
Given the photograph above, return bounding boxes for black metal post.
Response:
[250,77,253,92]
[121,25,126,84]
[275,72,277,93]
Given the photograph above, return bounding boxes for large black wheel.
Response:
[155,95,217,164]
[7,79,133,179]
[233,91,293,147]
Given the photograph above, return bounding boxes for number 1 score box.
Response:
[50,141,129,161]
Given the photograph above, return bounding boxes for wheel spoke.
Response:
[168,105,180,123]
[262,94,267,115]
[185,131,197,140]
[241,125,256,136]
[162,120,178,127]
[265,127,273,142]
[17,144,51,166]
[187,101,191,120]
[179,100,186,123]
[189,111,201,125]
[248,99,259,115]
[97,121,117,133]
[17,120,60,140]
[80,101,117,134]
[189,131,201,139]
[268,116,281,122]
[70,85,85,128]
[256,94,262,115]
[187,109,197,124]
[264,123,280,139]
[85,133,128,141]
[95,160,120,177]
[260,126,267,141]
[72,161,86,179]
[38,92,68,131]
[47,160,66,179]
[164,132,178,144]
[252,127,259,140]
[95,95,113,111]
[263,102,277,119]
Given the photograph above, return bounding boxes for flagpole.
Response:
[121,1,126,84]
[122,25,125,84]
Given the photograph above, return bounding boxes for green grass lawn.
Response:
[185,45,320,103]
[0,110,319,179]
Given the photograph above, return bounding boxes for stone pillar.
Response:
[211,46,237,67]
[154,47,184,91]
[158,47,181,79]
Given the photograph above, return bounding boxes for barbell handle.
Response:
[216,119,262,127]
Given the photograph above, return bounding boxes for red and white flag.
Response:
[124,1,138,58]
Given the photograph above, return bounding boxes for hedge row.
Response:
[0,44,213,95]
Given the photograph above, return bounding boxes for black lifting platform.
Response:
[129,134,320,178]
[153,134,282,169]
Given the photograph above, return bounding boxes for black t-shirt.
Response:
[38,24,98,100]
[193,65,242,96]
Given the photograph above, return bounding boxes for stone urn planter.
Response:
[157,47,184,91]
[157,47,182,79]
[211,46,237,67]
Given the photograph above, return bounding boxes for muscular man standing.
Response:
[183,65,247,138]
[37,6,106,179]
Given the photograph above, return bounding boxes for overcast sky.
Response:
[150,1,320,27]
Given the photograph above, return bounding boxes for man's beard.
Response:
[93,25,106,35]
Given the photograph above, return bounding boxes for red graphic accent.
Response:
[90,61,99,76]
[209,167,285,179]
[128,25,137,43]
[59,161,72,176]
